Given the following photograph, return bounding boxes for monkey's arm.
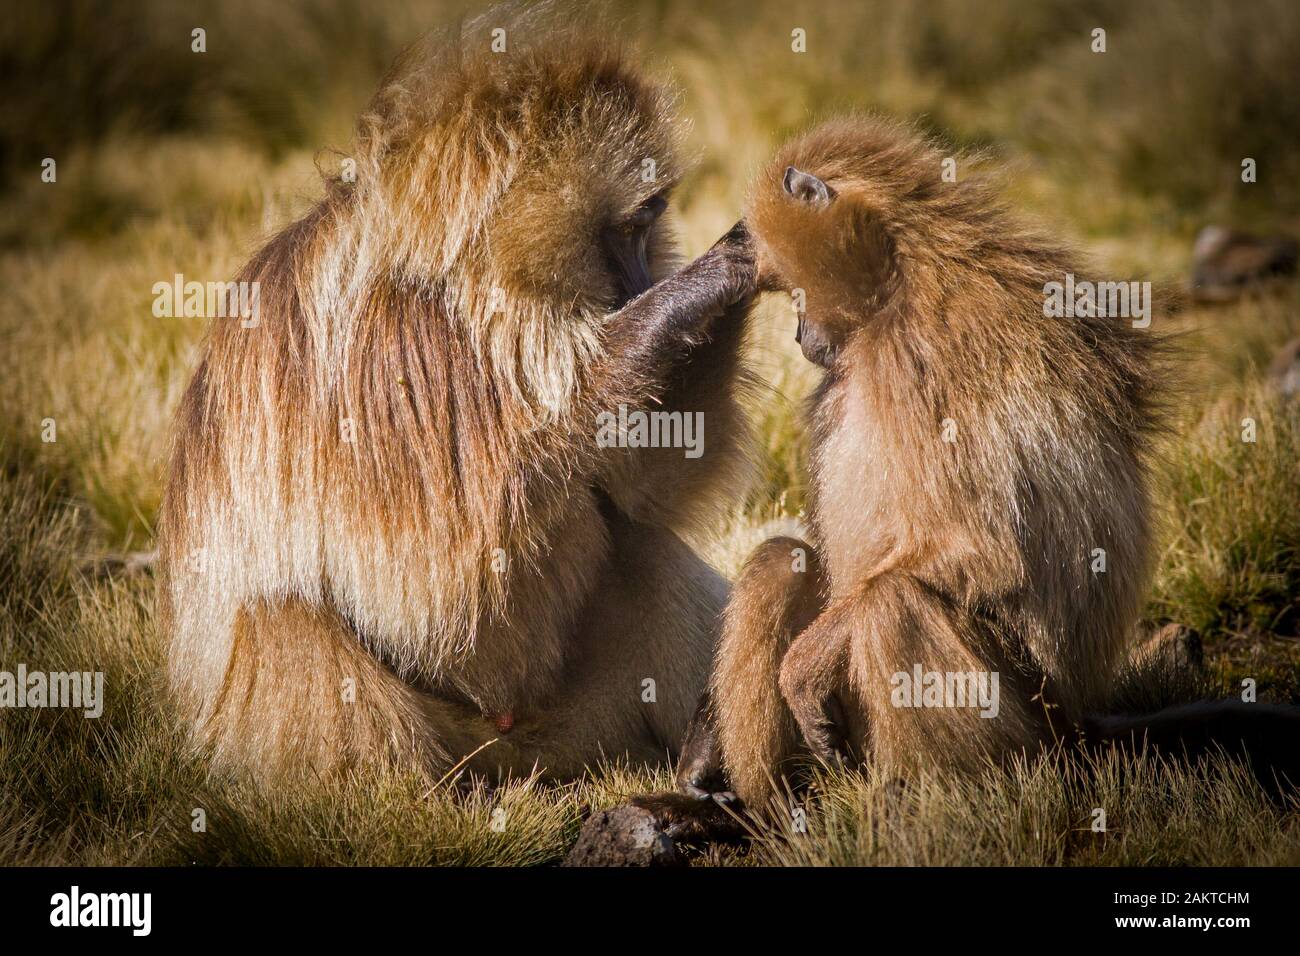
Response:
[594,222,754,403]
[599,296,752,528]
[778,606,853,762]
[583,222,755,525]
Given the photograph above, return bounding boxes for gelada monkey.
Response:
[642,118,1298,834]
[158,4,756,785]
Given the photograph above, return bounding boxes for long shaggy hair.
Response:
[157,3,727,757]
[745,116,1170,772]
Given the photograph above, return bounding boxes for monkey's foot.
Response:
[1133,622,1204,673]
[78,549,158,581]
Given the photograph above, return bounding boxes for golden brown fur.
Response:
[716,116,1167,799]
[711,537,827,804]
[158,5,752,784]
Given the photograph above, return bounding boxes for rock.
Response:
[1267,335,1300,399]
[1190,226,1297,302]
[629,790,749,844]
[78,549,158,581]
[562,805,684,867]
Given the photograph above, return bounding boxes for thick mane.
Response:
[318,3,686,422]
[161,5,686,692]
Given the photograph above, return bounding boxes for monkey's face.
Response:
[750,165,853,369]
[478,141,681,320]
[350,24,686,325]
[780,167,843,369]
[748,144,902,371]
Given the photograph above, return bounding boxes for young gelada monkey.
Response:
[654,116,1300,816]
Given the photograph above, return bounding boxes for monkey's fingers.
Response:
[629,790,749,845]
[707,221,757,305]
[713,219,752,249]
[675,750,730,799]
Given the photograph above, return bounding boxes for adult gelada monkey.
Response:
[642,117,1299,830]
[158,4,757,784]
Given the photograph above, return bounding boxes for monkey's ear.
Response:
[783,166,835,206]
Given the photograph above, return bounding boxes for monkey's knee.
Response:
[735,535,822,601]
[717,536,823,676]
[725,535,825,645]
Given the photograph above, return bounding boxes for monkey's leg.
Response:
[186,597,499,784]
[627,534,826,840]
[711,535,827,807]
[843,572,1046,776]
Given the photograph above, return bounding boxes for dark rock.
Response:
[1268,335,1300,399]
[562,805,684,867]
[1190,226,1297,302]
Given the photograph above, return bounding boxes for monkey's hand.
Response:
[673,691,731,799]
[706,220,758,309]
[623,692,750,847]
[746,221,788,295]
[598,220,756,393]
[629,790,749,845]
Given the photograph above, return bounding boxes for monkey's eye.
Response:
[604,194,668,306]
[625,194,667,231]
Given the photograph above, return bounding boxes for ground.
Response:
[1,0,1298,865]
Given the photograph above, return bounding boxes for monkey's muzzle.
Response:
[606,229,653,307]
[795,314,836,369]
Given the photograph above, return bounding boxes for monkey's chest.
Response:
[810,398,903,587]
[426,495,612,714]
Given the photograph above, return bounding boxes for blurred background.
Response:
[1,0,1298,865]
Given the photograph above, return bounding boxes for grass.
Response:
[2,0,1298,866]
